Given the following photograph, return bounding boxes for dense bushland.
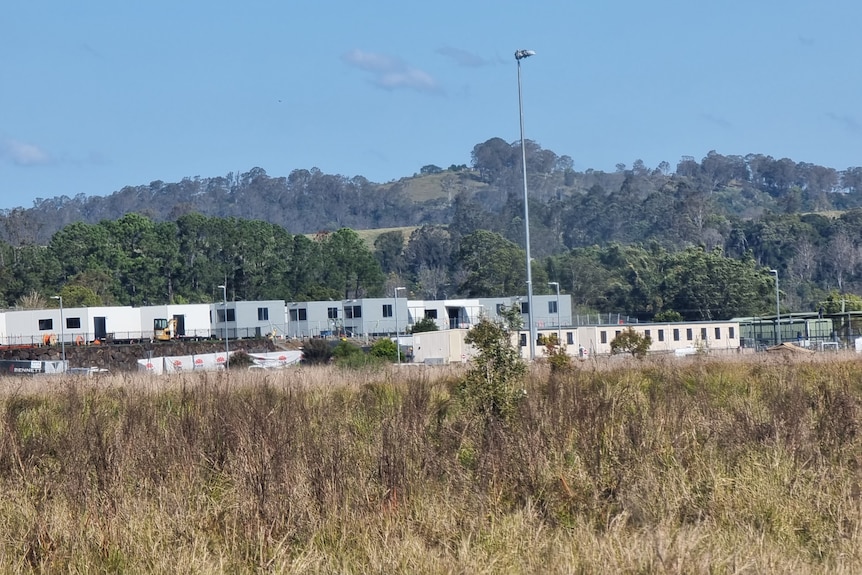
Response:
[0,357,861,573]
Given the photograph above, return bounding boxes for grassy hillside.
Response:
[353,225,419,247]
[380,170,489,204]
[2,355,861,572]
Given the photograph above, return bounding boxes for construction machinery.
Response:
[154,318,178,341]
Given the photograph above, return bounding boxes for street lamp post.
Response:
[770,270,779,345]
[548,282,561,346]
[339,300,346,338]
[218,285,229,369]
[51,295,66,364]
[394,287,405,365]
[516,48,537,360]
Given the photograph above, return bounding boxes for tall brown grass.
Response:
[0,355,860,573]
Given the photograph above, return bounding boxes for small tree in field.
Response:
[610,328,652,359]
[459,317,526,422]
[539,332,572,372]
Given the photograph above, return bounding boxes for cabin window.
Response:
[600,331,607,344]
[519,333,527,347]
[566,332,574,345]
[715,327,721,340]
[289,309,307,322]
[548,300,558,314]
[258,307,269,321]
[644,329,651,340]
[38,319,53,331]
[673,329,680,341]
[425,309,438,319]
[701,327,708,340]
[520,302,530,314]
[327,307,338,319]
[66,318,81,329]
[729,327,736,339]
[686,328,693,341]
[382,304,393,318]
[345,305,361,319]
[658,329,665,342]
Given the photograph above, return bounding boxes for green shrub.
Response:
[369,338,399,362]
[301,338,333,364]
[409,317,439,333]
[228,350,255,368]
[333,340,387,368]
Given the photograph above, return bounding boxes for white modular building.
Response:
[139,304,212,340]
[407,299,483,331]
[478,294,573,332]
[0,306,142,346]
[535,321,741,358]
[214,300,287,339]
[286,297,409,339]
[411,329,475,365]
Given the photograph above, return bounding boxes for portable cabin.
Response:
[575,321,741,357]
[213,300,286,339]
[140,304,212,340]
[408,299,482,331]
[0,306,141,346]
[478,294,573,332]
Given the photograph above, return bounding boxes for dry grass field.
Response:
[1,353,861,573]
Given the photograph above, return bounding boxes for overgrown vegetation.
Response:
[1,356,861,573]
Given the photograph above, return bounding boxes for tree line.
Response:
[2,138,862,317]
[0,211,811,322]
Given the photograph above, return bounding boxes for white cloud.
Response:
[342,49,440,93]
[2,139,51,166]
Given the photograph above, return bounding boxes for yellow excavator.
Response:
[154,318,178,341]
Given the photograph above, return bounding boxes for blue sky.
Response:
[3,1,861,211]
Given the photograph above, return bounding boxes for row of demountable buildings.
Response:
[0,294,745,364]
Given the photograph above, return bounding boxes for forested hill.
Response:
[3,137,862,253]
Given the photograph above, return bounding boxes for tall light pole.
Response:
[548,281,561,346]
[218,285,229,369]
[394,286,405,365]
[516,48,537,360]
[51,295,65,364]
[770,270,779,345]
